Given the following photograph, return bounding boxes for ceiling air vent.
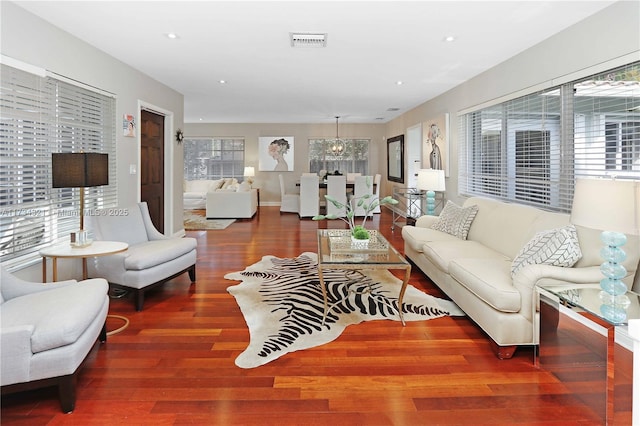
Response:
[290,32,327,48]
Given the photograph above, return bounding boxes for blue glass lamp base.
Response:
[426,190,436,216]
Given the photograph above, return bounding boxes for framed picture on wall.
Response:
[259,136,294,171]
[387,134,404,183]
[422,113,450,177]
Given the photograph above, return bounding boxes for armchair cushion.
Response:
[1,278,108,353]
[124,238,198,270]
[91,206,149,245]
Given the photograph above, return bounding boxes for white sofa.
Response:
[206,188,258,219]
[183,179,227,210]
[402,196,639,359]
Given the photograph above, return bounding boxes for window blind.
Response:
[459,61,640,213]
[0,63,116,265]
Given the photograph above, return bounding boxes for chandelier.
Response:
[330,116,345,156]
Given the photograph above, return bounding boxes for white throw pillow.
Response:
[430,201,479,240]
[237,181,251,192]
[511,224,582,277]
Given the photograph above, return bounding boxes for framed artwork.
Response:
[422,113,450,177]
[259,136,294,171]
[387,134,404,183]
[123,113,135,137]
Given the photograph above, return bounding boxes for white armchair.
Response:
[86,202,197,311]
[0,265,109,413]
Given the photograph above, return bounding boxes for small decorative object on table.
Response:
[313,176,398,246]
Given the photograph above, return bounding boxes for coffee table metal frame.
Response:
[316,229,411,325]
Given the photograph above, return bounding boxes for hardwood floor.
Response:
[1,207,630,425]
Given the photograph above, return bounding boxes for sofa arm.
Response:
[0,324,34,385]
[415,215,439,228]
[514,264,602,322]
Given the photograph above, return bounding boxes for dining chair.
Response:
[279,174,299,214]
[327,175,347,217]
[372,173,382,213]
[353,175,374,217]
[299,174,319,218]
[346,172,361,183]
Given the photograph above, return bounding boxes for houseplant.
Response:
[312,176,398,244]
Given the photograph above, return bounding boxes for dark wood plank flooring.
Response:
[1,207,630,425]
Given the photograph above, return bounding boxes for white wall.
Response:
[384,0,640,206]
[184,122,387,204]
[1,2,185,279]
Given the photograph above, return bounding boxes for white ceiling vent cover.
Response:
[290,32,327,48]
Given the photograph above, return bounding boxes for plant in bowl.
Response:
[312,176,398,241]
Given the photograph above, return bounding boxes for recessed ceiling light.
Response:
[166,32,179,39]
[443,35,456,42]
[396,81,403,85]
[387,107,400,112]
[219,80,227,84]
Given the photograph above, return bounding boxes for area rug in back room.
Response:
[225,252,465,368]
[183,211,235,230]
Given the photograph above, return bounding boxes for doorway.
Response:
[140,109,164,233]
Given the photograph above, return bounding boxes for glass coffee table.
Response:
[316,229,411,325]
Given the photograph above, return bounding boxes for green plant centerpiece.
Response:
[312,176,398,244]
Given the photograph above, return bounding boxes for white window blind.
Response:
[459,61,640,213]
[0,63,116,265]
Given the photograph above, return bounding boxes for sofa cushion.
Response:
[430,201,479,240]
[124,238,197,270]
[511,224,582,276]
[422,240,508,274]
[238,181,251,192]
[93,206,148,246]
[402,225,460,253]
[0,279,108,353]
[449,258,521,313]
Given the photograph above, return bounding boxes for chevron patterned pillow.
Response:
[430,201,479,240]
[511,224,582,277]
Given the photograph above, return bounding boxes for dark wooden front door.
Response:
[141,110,164,233]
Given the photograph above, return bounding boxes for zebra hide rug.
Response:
[225,252,464,369]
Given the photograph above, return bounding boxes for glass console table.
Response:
[537,284,636,424]
[384,188,444,230]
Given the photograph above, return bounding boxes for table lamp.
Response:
[570,177,640,322]
[52,152,109,247]
[416,169,446,215]
[243,166,255,186]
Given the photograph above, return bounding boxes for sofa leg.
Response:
[58,373,77,413]
[135,290,145,311]
[490,340,517,359]
[99,322,107,343]
[188,265,196,283]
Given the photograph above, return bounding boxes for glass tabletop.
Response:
[538,284,640,325]
[317,229,409,266]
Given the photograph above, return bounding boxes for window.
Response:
[459,61,640,212]
[309,139,370,174]
[0,63,117,265]
[183,138,245,181]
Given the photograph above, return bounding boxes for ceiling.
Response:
[14,1,617,124]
